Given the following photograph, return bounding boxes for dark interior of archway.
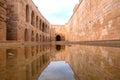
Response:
[56,35,61,41]
[56,45,61,51]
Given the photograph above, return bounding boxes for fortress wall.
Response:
[6,0,50,42]
[67,0,120,42]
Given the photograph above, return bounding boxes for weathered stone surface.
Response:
[0,0,120,43]
[0,0,50,42]
[66,0,120,42]
[0,0,6,41]
[51,25,66,41]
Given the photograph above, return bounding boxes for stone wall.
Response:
[51,25,67,41]
[66,0,120,42]
[6,0,50,42]
[0,0,6,42]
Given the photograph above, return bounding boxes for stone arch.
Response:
[39,35,41,42]
[39,19,41,30]
[31,31,34,41]
[42,22,45,32]
[36,33,38,42]
[24,29,29,41]
[36,16,38,28]
[26,5,29,22]
[31,11,35,26]
[56,35,61,41]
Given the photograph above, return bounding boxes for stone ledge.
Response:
[68,40,120,47]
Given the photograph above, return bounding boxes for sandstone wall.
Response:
[51,25,67,41]
[66,0,120,41]
[0,0,6,42]
[6,0,50,42]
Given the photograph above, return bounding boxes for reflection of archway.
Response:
[56,45,61,51]
[56,35,61,41]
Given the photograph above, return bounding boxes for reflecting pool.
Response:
[0,44,120,80]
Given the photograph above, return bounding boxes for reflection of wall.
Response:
[0,44,51,80]
[0,48,6,80]
[68,45,120,80]
[51,45,67,61]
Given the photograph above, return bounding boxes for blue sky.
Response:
[32,0,79,24]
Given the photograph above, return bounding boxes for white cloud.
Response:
[32,0,79,24]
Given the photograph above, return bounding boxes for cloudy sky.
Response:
[32,0,79,24]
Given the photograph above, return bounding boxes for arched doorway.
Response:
[56,35,61,41]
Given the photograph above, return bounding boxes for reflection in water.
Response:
[68,45,120,80]
[56,45,61,51]
[0,44,51,80]
[0,44,120,80]
[56,45,65,51]
[39,61,75,80]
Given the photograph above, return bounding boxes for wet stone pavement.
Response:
[0,44,120,80]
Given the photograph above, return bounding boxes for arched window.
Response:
[36,33,38,42]
[39,19,41,30]
[26,5,29,22]
[42,23,44,32]
[24,29,29,41]
[43,35,44,42]
[31,31,34,41]
[40,35,41,42]
[31,11,35,26]
[36,16,38,28]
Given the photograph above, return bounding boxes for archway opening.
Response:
[31,31,34,41]
[26,5,29,22]
[31,11,35,26]
[24,29,29,41]
[36,33,38,42]
[56,45,61,51]
[56,35,61,41]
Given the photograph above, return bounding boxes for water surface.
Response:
[0,44,120,80]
